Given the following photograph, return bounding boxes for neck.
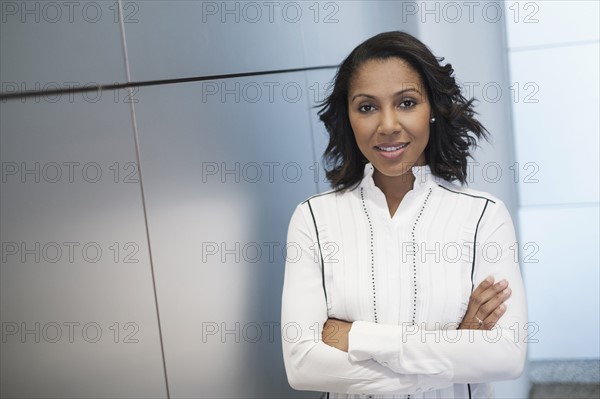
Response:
[373,168,417,217]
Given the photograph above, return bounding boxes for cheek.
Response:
[421,128,431,148]
[349,116,366,142]
[350,115,375,136]
[408,116,431,137]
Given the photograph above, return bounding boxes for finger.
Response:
[480,303,507,330]
[471,276,495,299]
[465,315,490,330]
[476,287,512,321]
[470,279,509,313]
[469,278,505,311]
[461,279,508,327]
[481,279,509,301]
[460,278,508,326]
[471,302,506,331]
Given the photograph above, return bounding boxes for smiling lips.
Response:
[374,142,409,159]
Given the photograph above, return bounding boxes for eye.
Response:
[358,104,375,113]
[399,99,416,108]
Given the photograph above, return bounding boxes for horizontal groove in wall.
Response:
[0,65,338,101]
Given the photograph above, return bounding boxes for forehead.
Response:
[349,58,424,93]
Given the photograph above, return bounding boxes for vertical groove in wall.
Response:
[500,1,521,214]
[116,1,171,397]
[298,21,322,194]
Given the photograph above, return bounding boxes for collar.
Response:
[358,163,445,192]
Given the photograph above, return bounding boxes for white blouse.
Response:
[281,163,528,399]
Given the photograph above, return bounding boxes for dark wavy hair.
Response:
[318,31,489,191]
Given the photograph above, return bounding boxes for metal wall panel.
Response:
[0,94,166,398]
[0,0,127,90]
[123,1,419,81]
[123,1,306,81]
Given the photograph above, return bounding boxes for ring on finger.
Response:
[475,316,484,327]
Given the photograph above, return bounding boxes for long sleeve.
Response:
[347,199,528,383]
[281,203,454,394]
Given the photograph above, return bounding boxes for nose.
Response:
[377,106,401,135]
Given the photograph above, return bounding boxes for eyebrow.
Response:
[351,88,422,102]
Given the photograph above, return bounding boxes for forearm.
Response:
[348,320,527,383]
[282,336,452,394]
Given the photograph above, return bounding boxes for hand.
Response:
[458,276,511,330]
[322,318,352,352]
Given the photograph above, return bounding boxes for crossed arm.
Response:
[324,275,512,352]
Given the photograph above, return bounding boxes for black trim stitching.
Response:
[306,200,327,303]
[468,383,472,398]
[360,187,377,323]
[410,188,433,326]
[471,200,490,291]
[438,185,496,204]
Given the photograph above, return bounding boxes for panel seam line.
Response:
[117,1,170,397]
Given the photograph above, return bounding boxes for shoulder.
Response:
[288,189,337,223]
[288,187,357,228]
[287,188,353,239]
[298,187,354,210]
[434,180,513,227]
[435,180,501,205]
[301,188,339,205]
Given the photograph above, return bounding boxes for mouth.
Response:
[374,142,409,159]
[375,142,409,152]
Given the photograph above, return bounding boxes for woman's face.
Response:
[348,57,431,182]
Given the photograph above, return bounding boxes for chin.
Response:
[373,162,415,177]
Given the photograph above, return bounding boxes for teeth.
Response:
[377,143,407,152]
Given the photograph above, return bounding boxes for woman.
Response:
[281,31,527,398]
